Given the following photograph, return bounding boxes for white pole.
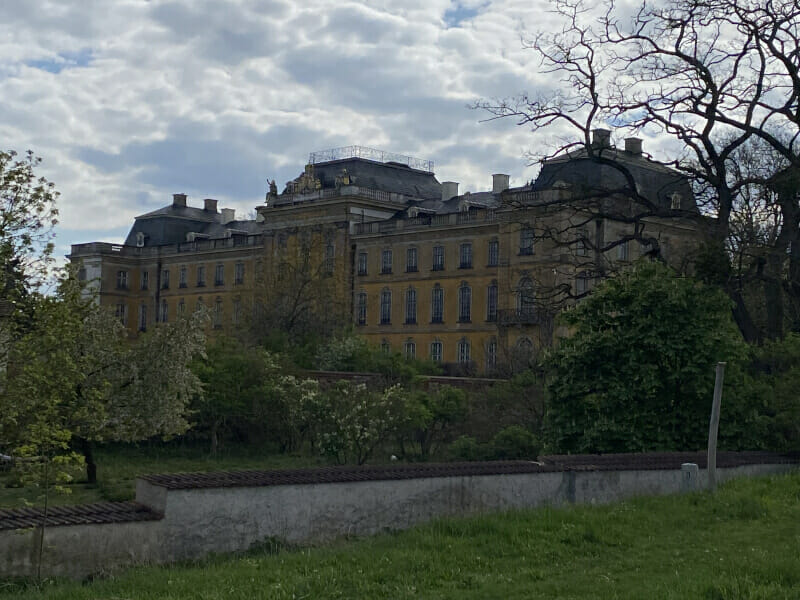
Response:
[707,362,726,492]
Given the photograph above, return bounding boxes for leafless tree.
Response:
[477,0,800,340]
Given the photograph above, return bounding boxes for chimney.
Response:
[625,137,643,155]
[442,181,459,202]
[220,208,235,224]
[203,198,218,213]
[172,193,187,207]
[592,128,612,148]
[492,174,510,194]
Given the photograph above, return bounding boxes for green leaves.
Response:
[544,262,749,453]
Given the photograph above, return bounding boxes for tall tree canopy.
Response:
[543,262,763,453]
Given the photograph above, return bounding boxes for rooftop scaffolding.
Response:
[308,145,434,172]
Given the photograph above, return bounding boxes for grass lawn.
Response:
[2,472,799,599]
[0,443,321,509]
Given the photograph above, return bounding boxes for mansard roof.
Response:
[285,157,443,201]
[532,147,697,212]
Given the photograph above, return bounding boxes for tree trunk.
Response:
[77,437,97,485]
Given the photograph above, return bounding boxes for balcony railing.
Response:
[353,209,499,236]
[70,234,264,258]
[498,308,539,326]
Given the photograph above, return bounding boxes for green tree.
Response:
[1,271,207,484]
[398,386,468,460]
[543,262,750,453]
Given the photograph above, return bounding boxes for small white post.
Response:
[707,362,726,492]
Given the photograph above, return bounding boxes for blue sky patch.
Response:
[444,3,484,28]
[27,48,93,74]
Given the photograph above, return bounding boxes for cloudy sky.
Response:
[2,0,594,257]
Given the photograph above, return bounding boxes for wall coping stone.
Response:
[139,451,799,491]
[0,501,161,531]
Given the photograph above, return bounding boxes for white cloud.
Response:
[0,0,638,248]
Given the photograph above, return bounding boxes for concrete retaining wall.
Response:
[1,461,795,579]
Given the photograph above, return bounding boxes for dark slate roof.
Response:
[0,501,161,531]
[138,451,798,490]
[532,147,697,212]
[124,206,258,247]
[204,219,262,237]
[286,158,442,201]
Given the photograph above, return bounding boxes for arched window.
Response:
[381,339,391,354]
[457,338,471,364]
[431,284,444,323]
[380,288,392,324]
[458,282,472,322]
[405,287,417,324]
[486,338,498,372]
[520,226,535,255]
[486,281,498,322]
[404,339,416,359]
[159,299,168,323]
[430,339,443,363]
[517,277,536,319]
[516,337,534,353]
[488,238,499,266]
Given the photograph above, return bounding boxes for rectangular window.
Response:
[234,263,245,285]
[405,288,417,324]
[406,247,418,272]
[404,341,416,360]
[197,266,206,287]
[380,290,392,324]
[430,341,443,363]
[381,250,393,274]
[431,286,443,323]
[459,243,473,269]
[576,272,590,295]
[488,240,499,266]
[115,303,128,326]
[357,292,367,325]
[178,299,186,315]
[116,270,129,290]
[215,264,225,286]
[214,298,223,328]
[324,243,335,275]
[432,245,444,271]
[357,252,368,275]
[520,227,535,255]
[78,267,87,282]
[140,270,148,291]
[159,300,168,323]
[179,266,187,288]
[487,284,498,322]
[138,304,147,331]
[458,285,472,322]
[617,240,630,261]
[233,299,242,325]
[457,339,471,364]
[161,269,170,290]
[486,340,497,372]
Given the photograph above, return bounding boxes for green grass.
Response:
[0,443,321,509]
[2,472,799,599]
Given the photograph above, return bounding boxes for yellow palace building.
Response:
[70,132,701,375]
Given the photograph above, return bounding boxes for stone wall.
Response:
[1,455,796,580]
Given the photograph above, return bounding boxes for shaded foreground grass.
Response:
[3,472,800,599]
[0,444,320,509]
